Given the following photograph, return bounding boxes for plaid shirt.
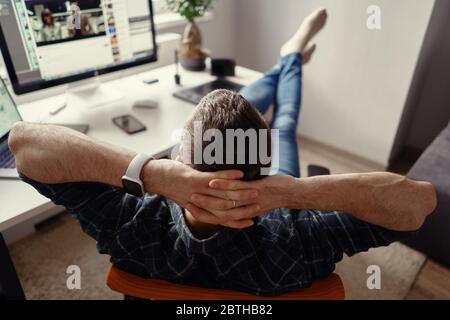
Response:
[22,175,409,296]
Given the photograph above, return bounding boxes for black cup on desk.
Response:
[211,59,236,77]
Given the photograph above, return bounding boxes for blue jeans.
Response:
[240,53,302,177]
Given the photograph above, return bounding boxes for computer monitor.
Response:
[0,0,157,106]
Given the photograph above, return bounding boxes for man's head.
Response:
[181,89,271,181]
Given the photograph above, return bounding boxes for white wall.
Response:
[234,0,435,166]
[162,0,237,59]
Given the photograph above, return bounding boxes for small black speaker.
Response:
[211,59,236,77]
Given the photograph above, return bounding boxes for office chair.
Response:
[106,165,345,300]
[106,266,345,300]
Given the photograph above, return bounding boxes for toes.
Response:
[312,8,328,23]
[316,8,327,16]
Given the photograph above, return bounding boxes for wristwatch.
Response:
[122,153,154,197]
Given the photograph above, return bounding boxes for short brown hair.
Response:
[183,89,271,181]
[41,9,54,26]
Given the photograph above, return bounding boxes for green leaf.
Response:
[165,0,215,21]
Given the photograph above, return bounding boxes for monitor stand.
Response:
[66,81,124,109]
[48,80,124,116]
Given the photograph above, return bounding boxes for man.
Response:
[67,1,81,38]
[9,9,436,296]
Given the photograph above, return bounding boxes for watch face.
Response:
[122,179,144,197]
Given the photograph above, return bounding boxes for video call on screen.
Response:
[0,0,155,85]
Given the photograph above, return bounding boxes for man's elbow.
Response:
[8,121,27,155]
[8,121,32,171]
[410,181,437,231]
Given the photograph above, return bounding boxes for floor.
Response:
[7,136,450,300]
[406,260,450,300]
[10,213,121,300]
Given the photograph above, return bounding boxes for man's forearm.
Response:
[9,122,253,218]
[9,122,135,187]
[288,172,437,231]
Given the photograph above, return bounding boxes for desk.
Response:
[0,63,262,234]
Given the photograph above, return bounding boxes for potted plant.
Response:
[166,0,215,71]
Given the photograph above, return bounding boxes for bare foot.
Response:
[280,8,328,60]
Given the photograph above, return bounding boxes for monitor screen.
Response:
[0,0,157,94]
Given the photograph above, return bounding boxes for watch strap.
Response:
[124,153,154,181]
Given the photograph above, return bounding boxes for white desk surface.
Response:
[0,64,262,231]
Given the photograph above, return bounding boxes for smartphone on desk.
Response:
[112,115,147,134]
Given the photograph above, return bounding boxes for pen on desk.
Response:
[143,78,159,85]
[174,49,181,85]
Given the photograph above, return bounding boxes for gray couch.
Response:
[403,121,450,267]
